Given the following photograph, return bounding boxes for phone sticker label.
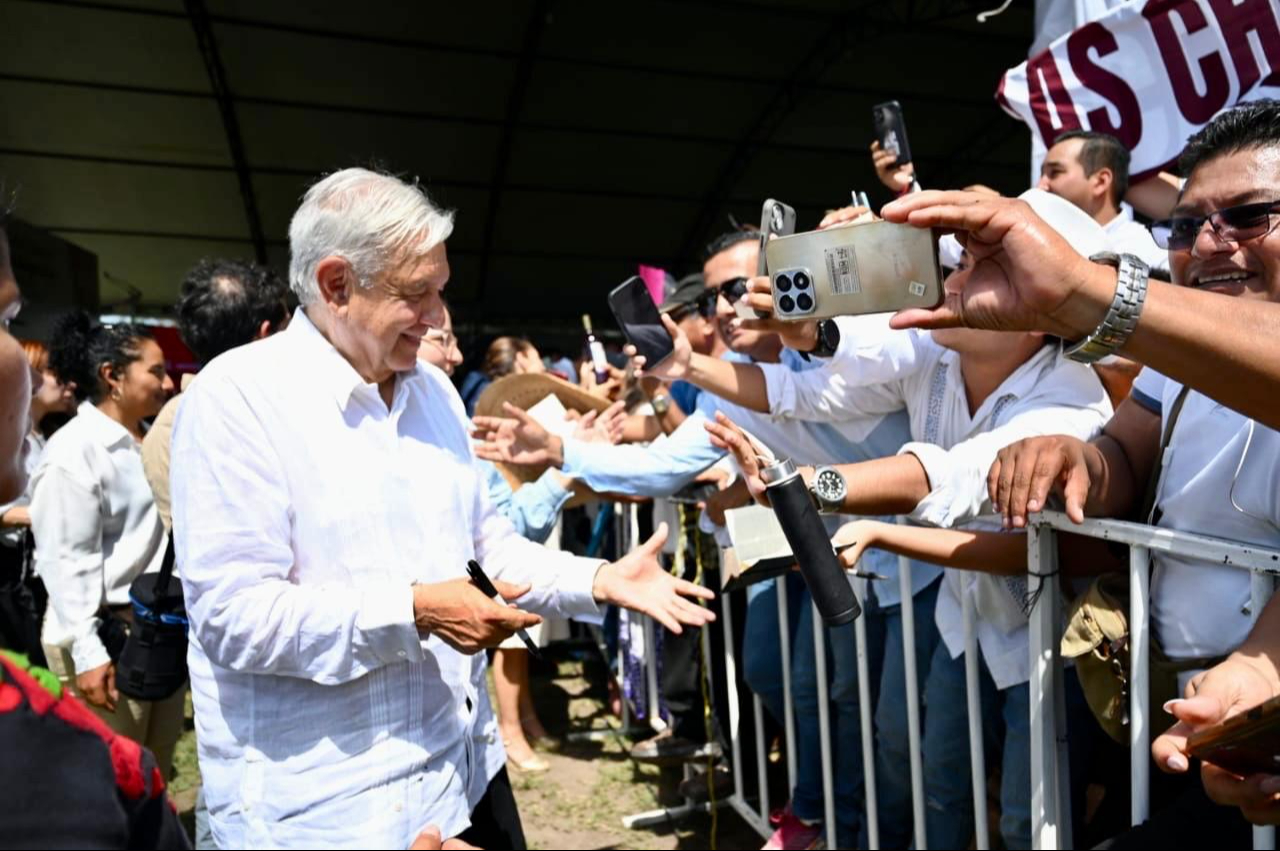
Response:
[824,246,861,295]
[908,281,927,297]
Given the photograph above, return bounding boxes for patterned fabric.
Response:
[0,650,189,848]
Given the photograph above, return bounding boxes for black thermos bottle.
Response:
[761,458,861,626]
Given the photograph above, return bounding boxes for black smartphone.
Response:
[607,276,674,368]
[873,100,912,167]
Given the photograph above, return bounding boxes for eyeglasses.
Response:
[423,327,457,349]
[1152,199,1280,250]
[716,277,749,304]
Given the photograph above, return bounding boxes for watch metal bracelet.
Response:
[1064,252,1149,364]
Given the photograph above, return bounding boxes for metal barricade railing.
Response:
[612,502,1280,849]
[720,537,930,851]
[1028,511,1280,851]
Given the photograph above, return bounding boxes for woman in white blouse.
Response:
[0,338,76,664]
[32,312,178,774]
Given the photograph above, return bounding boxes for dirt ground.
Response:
[170,642,761,850]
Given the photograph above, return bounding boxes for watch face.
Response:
[814,468,845,502]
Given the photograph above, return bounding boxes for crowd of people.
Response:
[5,83,1280,851]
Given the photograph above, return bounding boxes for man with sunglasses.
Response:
[988,100,1280,848]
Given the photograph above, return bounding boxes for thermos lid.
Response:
[759,457,799,486]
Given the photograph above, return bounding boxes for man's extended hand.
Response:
[413,577,542,655]
[704,412,773,508]
[592,522,716,634]
[473,402,564,468]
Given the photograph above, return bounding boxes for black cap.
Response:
[660,273,707,314]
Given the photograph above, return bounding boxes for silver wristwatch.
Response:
[1063,252,1150,364]
[809,465,847,514]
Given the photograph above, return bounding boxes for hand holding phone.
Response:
[1187,693,1280,778]
[873,100,913,168]
[765,220,942,321]
[608,276,674,368]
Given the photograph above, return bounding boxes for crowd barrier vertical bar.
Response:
[754,691,770,822]
[1029,523,1061,850]
[853,576,880,848]
[897,541,927,849]
[1251,571,1276,851]
[812,602,838,851]
[1129,545,1151,827]
[1047,568,1073,851]
[721,578,746,812]
[644,615,664,730]
[778,576,798,791]
[616,503,631,733]
[962,591,990,851]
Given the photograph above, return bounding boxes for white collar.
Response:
[289,307,421,414]
[941,341,1059,423]
[75,400,134,449]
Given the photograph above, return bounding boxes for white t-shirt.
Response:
[1131,368,1280,662]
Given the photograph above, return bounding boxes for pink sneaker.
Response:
[761,805,825,850]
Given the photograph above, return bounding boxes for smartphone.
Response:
[758,198,797,276]
[607,276,674,368]
[738,199,799,320]
[764,219,943,320]
[1187,694,1280,777]
[873,100,912,168]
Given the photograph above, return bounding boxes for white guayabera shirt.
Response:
[172,308,604,849]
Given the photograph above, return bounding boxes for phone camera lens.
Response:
[778,295,796,313]
[775,274,792,293]
[793,272,810,290]
[796,293,813,312]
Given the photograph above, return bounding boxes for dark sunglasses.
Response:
[1152,199,1280,250]
[668,289,718,323]
[716,277,750,304]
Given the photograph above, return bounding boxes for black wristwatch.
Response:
[801,319,841,360]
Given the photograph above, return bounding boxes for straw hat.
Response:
[475,373,613,506]
[475,372,612,420]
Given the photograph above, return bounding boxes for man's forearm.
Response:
[833,454,933,516]
[684,354,770,413]
[1085,434,1142,519]
[1056,271,1280,431]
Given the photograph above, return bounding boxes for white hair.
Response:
[287,168,455,305]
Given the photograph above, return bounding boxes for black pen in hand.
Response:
[466,559,543,659]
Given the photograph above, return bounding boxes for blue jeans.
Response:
[863,577,942,849]
[791,589,863,849]
[742,572,805,726]
[922,641,1033,850]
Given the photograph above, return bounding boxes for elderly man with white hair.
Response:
[170,168,714,850]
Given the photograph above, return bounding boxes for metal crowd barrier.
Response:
[720,540,933,850]
[1028,511,1280,851]
[611,505,1280,849]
